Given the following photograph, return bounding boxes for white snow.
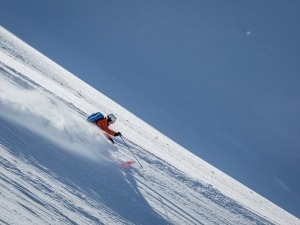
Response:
[0,26,299,225]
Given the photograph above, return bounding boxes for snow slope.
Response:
[0,26,298,225]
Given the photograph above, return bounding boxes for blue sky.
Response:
[1,0,300,217]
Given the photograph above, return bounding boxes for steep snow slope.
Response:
[0,27,298,225]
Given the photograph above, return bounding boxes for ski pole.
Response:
[120,135,143,168]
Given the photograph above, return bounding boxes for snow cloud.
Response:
[0,75,113,162]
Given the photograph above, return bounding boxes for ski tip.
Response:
[120,161,135,169]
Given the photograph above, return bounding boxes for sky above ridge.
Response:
[1,0,300,217]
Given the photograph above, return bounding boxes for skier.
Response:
[88,112,121,144]
[88,112,141,167]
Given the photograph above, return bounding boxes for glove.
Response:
[114,132,122,137]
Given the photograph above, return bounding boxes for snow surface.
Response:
[0,26,298,225]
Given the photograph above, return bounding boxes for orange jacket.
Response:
[94,117,116,136]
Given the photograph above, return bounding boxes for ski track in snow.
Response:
[0,26,299,225]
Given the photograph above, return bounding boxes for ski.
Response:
[119,161,135,169]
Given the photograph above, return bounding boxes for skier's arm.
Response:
[96,119,117,136]
[105,128,117,136]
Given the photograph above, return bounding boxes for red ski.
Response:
[120,161,135,169]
